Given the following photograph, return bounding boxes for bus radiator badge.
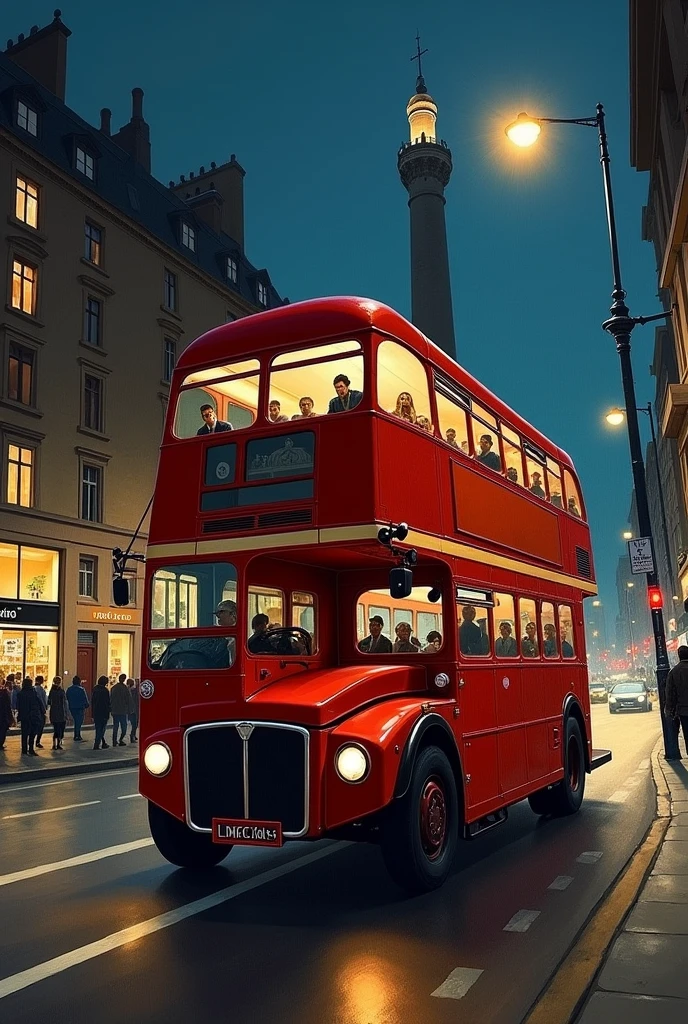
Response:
[140,680,154,699]
[236,723,254,740]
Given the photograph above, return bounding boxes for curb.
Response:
[0,756,137,786]
[523,737,670,1024]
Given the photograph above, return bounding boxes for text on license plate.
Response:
[212,818,283,846]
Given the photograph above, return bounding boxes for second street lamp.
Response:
[505,104,680,759]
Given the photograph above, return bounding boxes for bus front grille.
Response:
[202,515,256,534]
[184,722,309,836]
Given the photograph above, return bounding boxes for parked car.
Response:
[589,681,608,704]
[608,681,653,713]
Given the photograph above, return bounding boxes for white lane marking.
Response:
[3,800,101,820]
[609,791,630,803]
[432,967,484,999]
[624,777,640,788]
[117,794,142,800]
[0,844,341,998]
[577,851,604,864]
[0,839,155,888]
[548,875,573,891]
[0,768,137,794]
[637,759,650,771]
[503,910,540,932]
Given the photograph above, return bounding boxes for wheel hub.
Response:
[419,778,447,860]
[568,736,581,792]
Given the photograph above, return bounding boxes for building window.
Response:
[84,374,104,432]
[164,269,177,311]
[7,444,33,507]
[8,343,34,405]
[84,297,102,346]
[76,147,95,180]
[84,222,102,265]
[163,337,176,383]
[11,259,37,315]
[226,257,238,283]
[257,281,267,306]
[79,556,96,598]
[15,176,39,228]
[17,100,38,136]
[81,464,102,522]
[181,223,195,252]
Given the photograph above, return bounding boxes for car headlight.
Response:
[144,742,172,777]
[335,744,369,783]
[637,694,646,702]
[609,696,617,703]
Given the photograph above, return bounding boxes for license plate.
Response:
[211,818,283,847]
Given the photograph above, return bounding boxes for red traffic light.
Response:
[648,587,663,610]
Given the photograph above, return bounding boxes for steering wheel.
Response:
[265,626,312,656]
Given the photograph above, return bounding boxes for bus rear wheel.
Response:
[381,745,458,894]
[527,717,586,817]
[148,801,232,869]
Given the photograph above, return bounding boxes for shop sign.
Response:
[0,600,60,628]
[81,606,142,626]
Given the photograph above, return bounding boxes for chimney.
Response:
[170,155,245,247]
[110,88,151,173]
[4,9,71,101]
[100,108,111,136]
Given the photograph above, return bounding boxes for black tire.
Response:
[148,801,231,869]
[381,745,459,894]
[609,708,616,714]
[528,717,586,817]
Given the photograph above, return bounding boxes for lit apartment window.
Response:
[79,556,96,598]
[84,297,102,345]
[226,257,238,283]
[181,223,195,252]
[76,147,95,180]
[7,444,33,507]
[15,176,39,228]
[164,269,177,311]
[81,464,102,522]
[163,337,176,383]
[257,281,267,306]
[84,222,102,265]
[8,343,34,405]
[17,100,38,136]
[84,374,104,432]
[11,259,37,315]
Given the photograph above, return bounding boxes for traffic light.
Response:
[648,587,663,610]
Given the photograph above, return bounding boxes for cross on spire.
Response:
[411,32,428,92]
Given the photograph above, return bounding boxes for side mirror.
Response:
[390,566,413,599]
[427,587,442,603]
[113,577,130,607]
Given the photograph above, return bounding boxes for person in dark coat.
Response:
[33,675,48,748]
[91,676,111,750]
[666,644,688,756]
[0,682,13,749]
[48,676,68,750]
[17,677,43,756]
[196,405,232,434]
[126,678,139,742]
[66,675,89,740]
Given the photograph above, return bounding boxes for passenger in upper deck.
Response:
[291,396,317,419]
[529,472,545,498]
[391,392,417,423]
[550,492,563,508]
[268,401,289,423]
[416,415,433,433]
[328,374,362,414]
[197,405,233,435]
[445,428,459,449]
[568,497,581,518]
[476,435,501,471]
[506,467,519,483]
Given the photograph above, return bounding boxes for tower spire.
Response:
[411,31,428,93]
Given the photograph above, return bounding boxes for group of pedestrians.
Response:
[0,671,139,756]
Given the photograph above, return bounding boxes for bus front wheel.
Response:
[527,717,586,817]
[148,801,232,869]
[381,745,459,894]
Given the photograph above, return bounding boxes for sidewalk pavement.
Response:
[578,749,688,1022]
[0,725,138,784]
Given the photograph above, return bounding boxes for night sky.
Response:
[8,0,660,620]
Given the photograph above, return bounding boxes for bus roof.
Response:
[176,296,575,471]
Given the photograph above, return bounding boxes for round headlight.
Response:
[335,744,369,783]
[609,696,617,703]
[637,694,646,701]
[144,742,172,777]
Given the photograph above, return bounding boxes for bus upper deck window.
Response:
[377,340,431,431]
[436,392,470,453]
[269,340,363,422]
[174,359,260,438]
[502,426,524,485]
[547,458,563,508]
[563,469,584,520]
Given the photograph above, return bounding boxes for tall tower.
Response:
[398,39,455,360]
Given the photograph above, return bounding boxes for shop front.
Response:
[0,543,60,681]
[76,605,142,709]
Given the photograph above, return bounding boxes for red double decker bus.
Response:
[133,296,610,892]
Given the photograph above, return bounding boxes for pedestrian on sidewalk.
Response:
[0,680,13,749]
[666,644,688,756]
[47,676,68,750]
[33,675,48,748]
[126,678,139,742]
[110,673,131,746]
[91,675,111,750]
[17,677,43,756]
[66,675,89,740]
[8,675,19,723]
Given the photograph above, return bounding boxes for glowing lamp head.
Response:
[606,408,625,426]
[335,744,369,784]
[648,587,663,610]
[143,742,172,777]
[505,112,541,147]
[623,531,633,540]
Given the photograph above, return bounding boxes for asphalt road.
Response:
[0,704,662,1024]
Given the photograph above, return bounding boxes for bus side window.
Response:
[270,340,363,420]
[458,603,490,656]
[542,602,558,658]
[558,605,575,658]
[526,457,546,499]
[291,591,316,652]
[502,426,524,485]
[519,597,538,657]
[563,469,584,520]
[493,593,517,657]
[377,340,431,428]
[547,458,562,508]
[471,412,501,472]
[436,392,470,453]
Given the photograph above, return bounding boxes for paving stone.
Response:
[671,801,688,815]
[640,874,688,902]
[665,826,688,840]
[651,842,688,874]
[672,812,688,826]
[598,933,688,997]
[577,991,688,1024]
[625,901,688,934]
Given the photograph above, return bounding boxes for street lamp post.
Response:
[626,582,636,674]
[506,105,680,759]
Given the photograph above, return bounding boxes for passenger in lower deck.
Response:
[359,616,393,654]
[393,622,418,654]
